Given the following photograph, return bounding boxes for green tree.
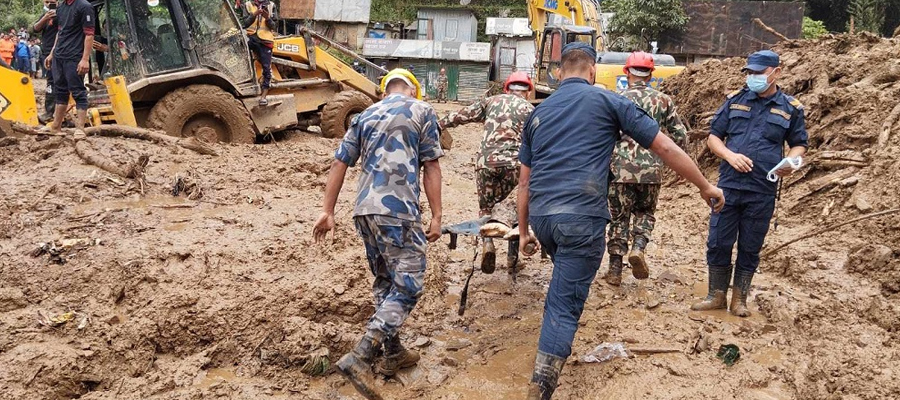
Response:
[848,0,885,33]
[603,0,688,47]
[802,16,829,38]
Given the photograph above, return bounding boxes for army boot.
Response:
[526,351,565,400]
[691,265,731,311]
[628,237,650,279]
[377,335,420,377]
[730,269,754,317]
[481,237,496,274]
[602,255,624,286]
[335,331,385,400]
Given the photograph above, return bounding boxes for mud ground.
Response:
[2,36,900,399]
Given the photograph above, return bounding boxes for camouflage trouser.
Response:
[607,183,660,256]
[437,87,447,102]
[476,166,519,215]
[354,215,428,337]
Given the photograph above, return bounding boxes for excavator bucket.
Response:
[0,67,39,126]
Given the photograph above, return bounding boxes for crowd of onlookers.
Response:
[0,28,45,78]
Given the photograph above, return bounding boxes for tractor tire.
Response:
[146,84,255,144]
[320,90,373,139]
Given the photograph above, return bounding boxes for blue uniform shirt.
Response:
[710,87,808,195]
[520,78,659,219]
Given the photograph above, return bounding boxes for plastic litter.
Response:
[716,344,741,366]
[767,156,803,182]
[582,342,628,363]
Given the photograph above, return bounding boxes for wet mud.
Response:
[2,34,899,399]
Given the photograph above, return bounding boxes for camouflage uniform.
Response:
[440,93,534,214]
[436,73,449,103]
[335,93,444,337]
[607,81,688,257]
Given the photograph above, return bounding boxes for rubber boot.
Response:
[336,331,385,400]
[507,239,520,271]
[730,269,754,317]
[481,237,496,274]
[690,265,731,311]
[377,335,420,377]
[628,236,650,279]
[526,351,565,400]
[602,255,624,286]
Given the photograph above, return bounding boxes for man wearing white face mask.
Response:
[691,50,808,317]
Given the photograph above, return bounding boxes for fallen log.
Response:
[84,125,219,156]
[796,167,858,201]
[752,18,790,42]
[74,140,149,180]
[763,208,900,257]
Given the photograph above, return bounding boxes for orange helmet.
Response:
[504,71,534,93]
[624,51,655,76]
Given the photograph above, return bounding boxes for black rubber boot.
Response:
[481,237,496,274]
[377,335,420,376]
[730,269,754,317]
[602,255,624,286]
[336,331,384,400]
[628,236,650,279]
[691,264,732,311]
[526,351,565,400]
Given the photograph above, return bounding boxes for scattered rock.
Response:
[333,285,345,295]
[0,287,28,312]
[413,336,432,348]
[441,356,459,367]
[646,299,661,310]
[854,196,874,213]
[657,271,686,285]
[445,338,472,351]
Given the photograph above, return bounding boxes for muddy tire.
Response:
[320,91,373,139]
[147,84,255,144]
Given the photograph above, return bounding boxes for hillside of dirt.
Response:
[0,34,898,400]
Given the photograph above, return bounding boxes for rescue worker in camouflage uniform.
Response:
[602,52,688,286]
[436,67,449,103]
[313,68,443,400]
[440,71,535,273]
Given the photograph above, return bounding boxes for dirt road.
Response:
[2,58,899,399]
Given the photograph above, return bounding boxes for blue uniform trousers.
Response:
[531,214,607,358]
[707,188,776,274]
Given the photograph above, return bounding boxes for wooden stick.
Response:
[752,18,790,42]
[629,347,682,355]
[879,102,900,148]
[763,209,900,257]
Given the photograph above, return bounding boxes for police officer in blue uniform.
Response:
[691,50,808,317]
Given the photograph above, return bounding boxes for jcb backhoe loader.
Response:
[0,0,386,142]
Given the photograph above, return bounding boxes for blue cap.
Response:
[742,50,780,72]
[562,42,597,62]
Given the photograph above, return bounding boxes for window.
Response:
[130,0,188,74]
[182,0,254,83]
[417,19,432,40]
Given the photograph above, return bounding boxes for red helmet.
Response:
[624,51,655,75]
[504,71,534,93]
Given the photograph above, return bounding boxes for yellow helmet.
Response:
[380,68,423,100]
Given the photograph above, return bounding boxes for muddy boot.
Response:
[481,237,496,274]
[628,237,650,279]
[377,335,420,377]
[691,265,731,311]
[527,351,565,400]
[602,255,624,286]
[336,331,384,400]
[730,270,754,317]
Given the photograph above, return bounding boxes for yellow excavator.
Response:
[526,0,684,96]
[1,0,385,142]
